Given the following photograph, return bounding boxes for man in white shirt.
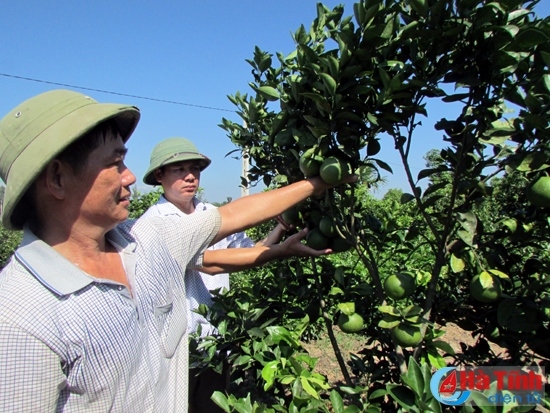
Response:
[142,137,317,412]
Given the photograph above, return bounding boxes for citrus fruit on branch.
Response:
[281,206,301,226]
[299,147,323,177]
[526,176,550,207]
[306,228,330,250]
[470,273,502,303]
[391,322,422,347]
[383,273,416,300]
[319,156,352,186]
[337,312,364,333]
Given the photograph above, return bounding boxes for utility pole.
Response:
[241,150,249,197]
[241,120,250,197]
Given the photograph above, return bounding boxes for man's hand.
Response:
[279,227,332,258]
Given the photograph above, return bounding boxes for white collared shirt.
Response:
[0,209,220,412]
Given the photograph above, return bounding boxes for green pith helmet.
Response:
[142,137,211,185]
[0,89,140,230]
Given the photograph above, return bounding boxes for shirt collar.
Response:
[15,226,136,296]
[158,194,206,212]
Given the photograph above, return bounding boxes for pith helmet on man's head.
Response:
[0,89,140,230]
[143,137,211,186]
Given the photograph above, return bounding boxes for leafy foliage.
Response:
[209,0,550,411]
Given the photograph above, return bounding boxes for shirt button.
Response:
[118,286,123,291]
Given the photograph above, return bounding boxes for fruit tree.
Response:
[206,0,550,411]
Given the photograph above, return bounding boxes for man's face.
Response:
[155,160,201,204]
[66,132,136,230]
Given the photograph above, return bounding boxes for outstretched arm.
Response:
[199,228,329,275]
[212,175,356,245]
[254,222,290,247]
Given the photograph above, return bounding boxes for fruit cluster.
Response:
[282,204,353,253]
[279,147,358,252]
[382,272,423,348]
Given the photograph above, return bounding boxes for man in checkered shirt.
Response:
[0,90,355,412]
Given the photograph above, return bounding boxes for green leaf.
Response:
[513,27,549,49]
[386,384,416,410]
[450,254,466,273]
[319,73,337,96]
[468,392,497,413]
[457,229,475,247]
[261,360,279,391]
[402,305,423,317]
[442,93,469,102]
[507,152,550,172]
[427,348,446,369]
[330,390,345,413]
[301,92,327,104]
[400,193,416,204]
[257,86,280,101]
[378,317,401,329]
[488,269,509,279]
[373,158,393,173]
[344,406,363,413]
[541,51,550,67]
[431,340,455,355]
[478,271,495,289]
[401,357,424,397]
[417,167,446,181]
[329,286,345,296]
[378,305,400,316]
[266,326,300,348]
[408,0,428,17]
[367,139,381,156]
[369,388,387,400]
[500,218,517,233]
[211,391,231,412]
[337,302,356,315]
[457,211,477,237]
[301,376,320,399]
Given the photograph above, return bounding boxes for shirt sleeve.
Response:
[142,208,222,270]
[0,322,65,412]
[225,231,255,249]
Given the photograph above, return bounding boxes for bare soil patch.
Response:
[302,322,506,387]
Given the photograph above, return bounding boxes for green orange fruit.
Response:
[274,129,294,147]
[337,312,364,333]
[306,228,330,250]
[281,206,301,226]
[308,210,323,226]
[470,273,502,303]
[391,322,422,347]
[318,216,336,237]
[526,176,550,207]
[383,273,415,300]
[299,148,322,177]
[330,234,353,253]
[319,157,352,185]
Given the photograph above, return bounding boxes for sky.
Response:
[1,1,549,204]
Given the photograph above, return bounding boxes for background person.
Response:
[0,89,354,412]
[141,137,302,412]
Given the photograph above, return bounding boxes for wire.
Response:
[0,73,235,113]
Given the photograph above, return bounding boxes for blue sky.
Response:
[1,1,548,203]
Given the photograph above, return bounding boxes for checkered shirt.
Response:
[0,209,220,412]
[143,195,254,338]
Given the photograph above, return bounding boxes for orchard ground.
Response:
[303,322,508,386]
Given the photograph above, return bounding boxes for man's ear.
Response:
[153,169,163,184]
[44,159,69,200]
